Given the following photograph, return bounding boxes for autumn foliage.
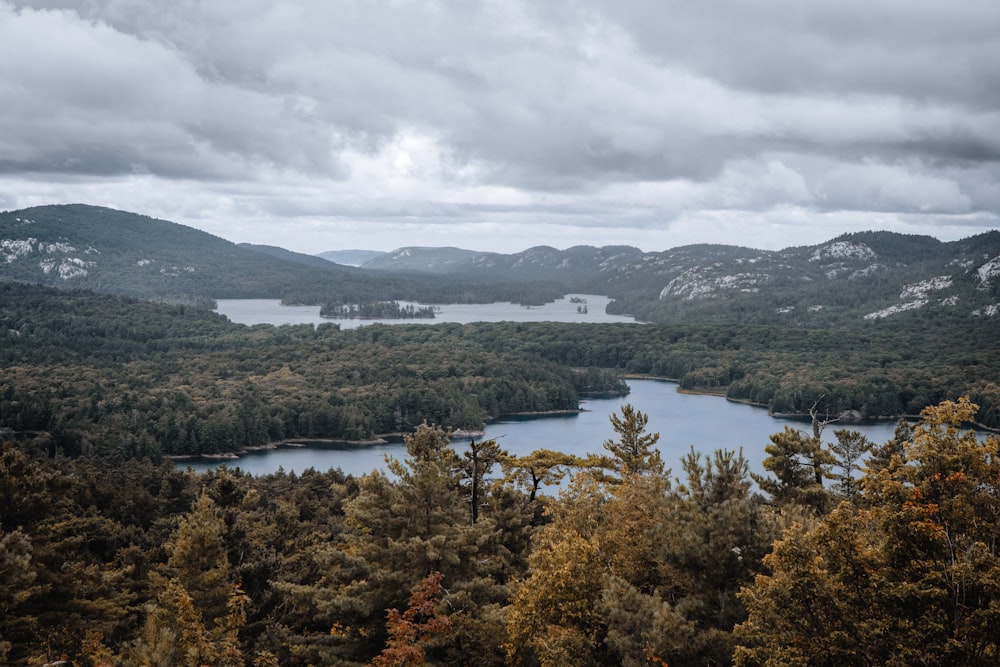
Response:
[2,398,999,665]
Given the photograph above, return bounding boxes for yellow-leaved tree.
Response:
[736,397,1000,666]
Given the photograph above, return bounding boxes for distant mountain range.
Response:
[0,204,563,307]
[350,234,1000,325]
[317,249,386,267]
[2,204,998,326]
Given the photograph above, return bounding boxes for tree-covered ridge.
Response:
[0,204,565,307]
[608,230,1000,326]
[1,203,353,302]
[3,399,998,665]
[350,230,1000,326]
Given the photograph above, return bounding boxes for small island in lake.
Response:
[320,300,437,319]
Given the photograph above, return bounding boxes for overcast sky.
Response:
[2,0,999,254]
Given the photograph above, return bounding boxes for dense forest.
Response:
[2,396,998,665]
[1,283,998,465]
[2,277,1000,664]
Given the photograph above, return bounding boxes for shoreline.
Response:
[620,374,962,428]
[639,374,999,433]
[169,379,997,463]
[168,406,601,462]
[166,436,390,462]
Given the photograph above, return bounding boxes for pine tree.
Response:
[502,448,578,502]
[752,426,834,513]
[167,491,232,626]
[736,397,1000,665]
[601,404,663,479]
[462,438,504,524]
[828,429,871,502]
[124,490,247,666]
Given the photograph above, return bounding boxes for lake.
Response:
[180,378,903,483]
[214,294,639,328]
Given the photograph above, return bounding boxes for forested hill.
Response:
[609,231,1000,326]
[0,204,564,306]
[0,204,371,303]
[364,232,1000,326]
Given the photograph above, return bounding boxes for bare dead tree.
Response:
[808,395,840,440]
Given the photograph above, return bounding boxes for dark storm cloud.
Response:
[606,0,1000,105]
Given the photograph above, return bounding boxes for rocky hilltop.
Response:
[361,232,1000,326]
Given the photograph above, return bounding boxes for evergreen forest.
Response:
[3,394,999,665]
[2,280,1000,665]
[2,282,998,462]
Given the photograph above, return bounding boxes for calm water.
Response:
[214,294,638,328]
[180,379,903,482]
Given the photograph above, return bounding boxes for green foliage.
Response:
[752,427,836,514]
[4,281,1000,469]
[601,403,663,478]
[267,424,522,665]
[0,283,636,457]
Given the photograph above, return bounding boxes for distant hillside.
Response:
[364,246,501,272]
[0,205,565,307]
[608,231,1000,326]
[364,244,647,286]
[364,233,1000,326]
[0,204,371,302]
[317,249,385,266]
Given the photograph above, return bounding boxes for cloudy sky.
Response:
[2,0,999,254]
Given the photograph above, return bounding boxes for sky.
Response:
[1,0,999,254]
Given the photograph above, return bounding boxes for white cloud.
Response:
[817,162,973,213]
